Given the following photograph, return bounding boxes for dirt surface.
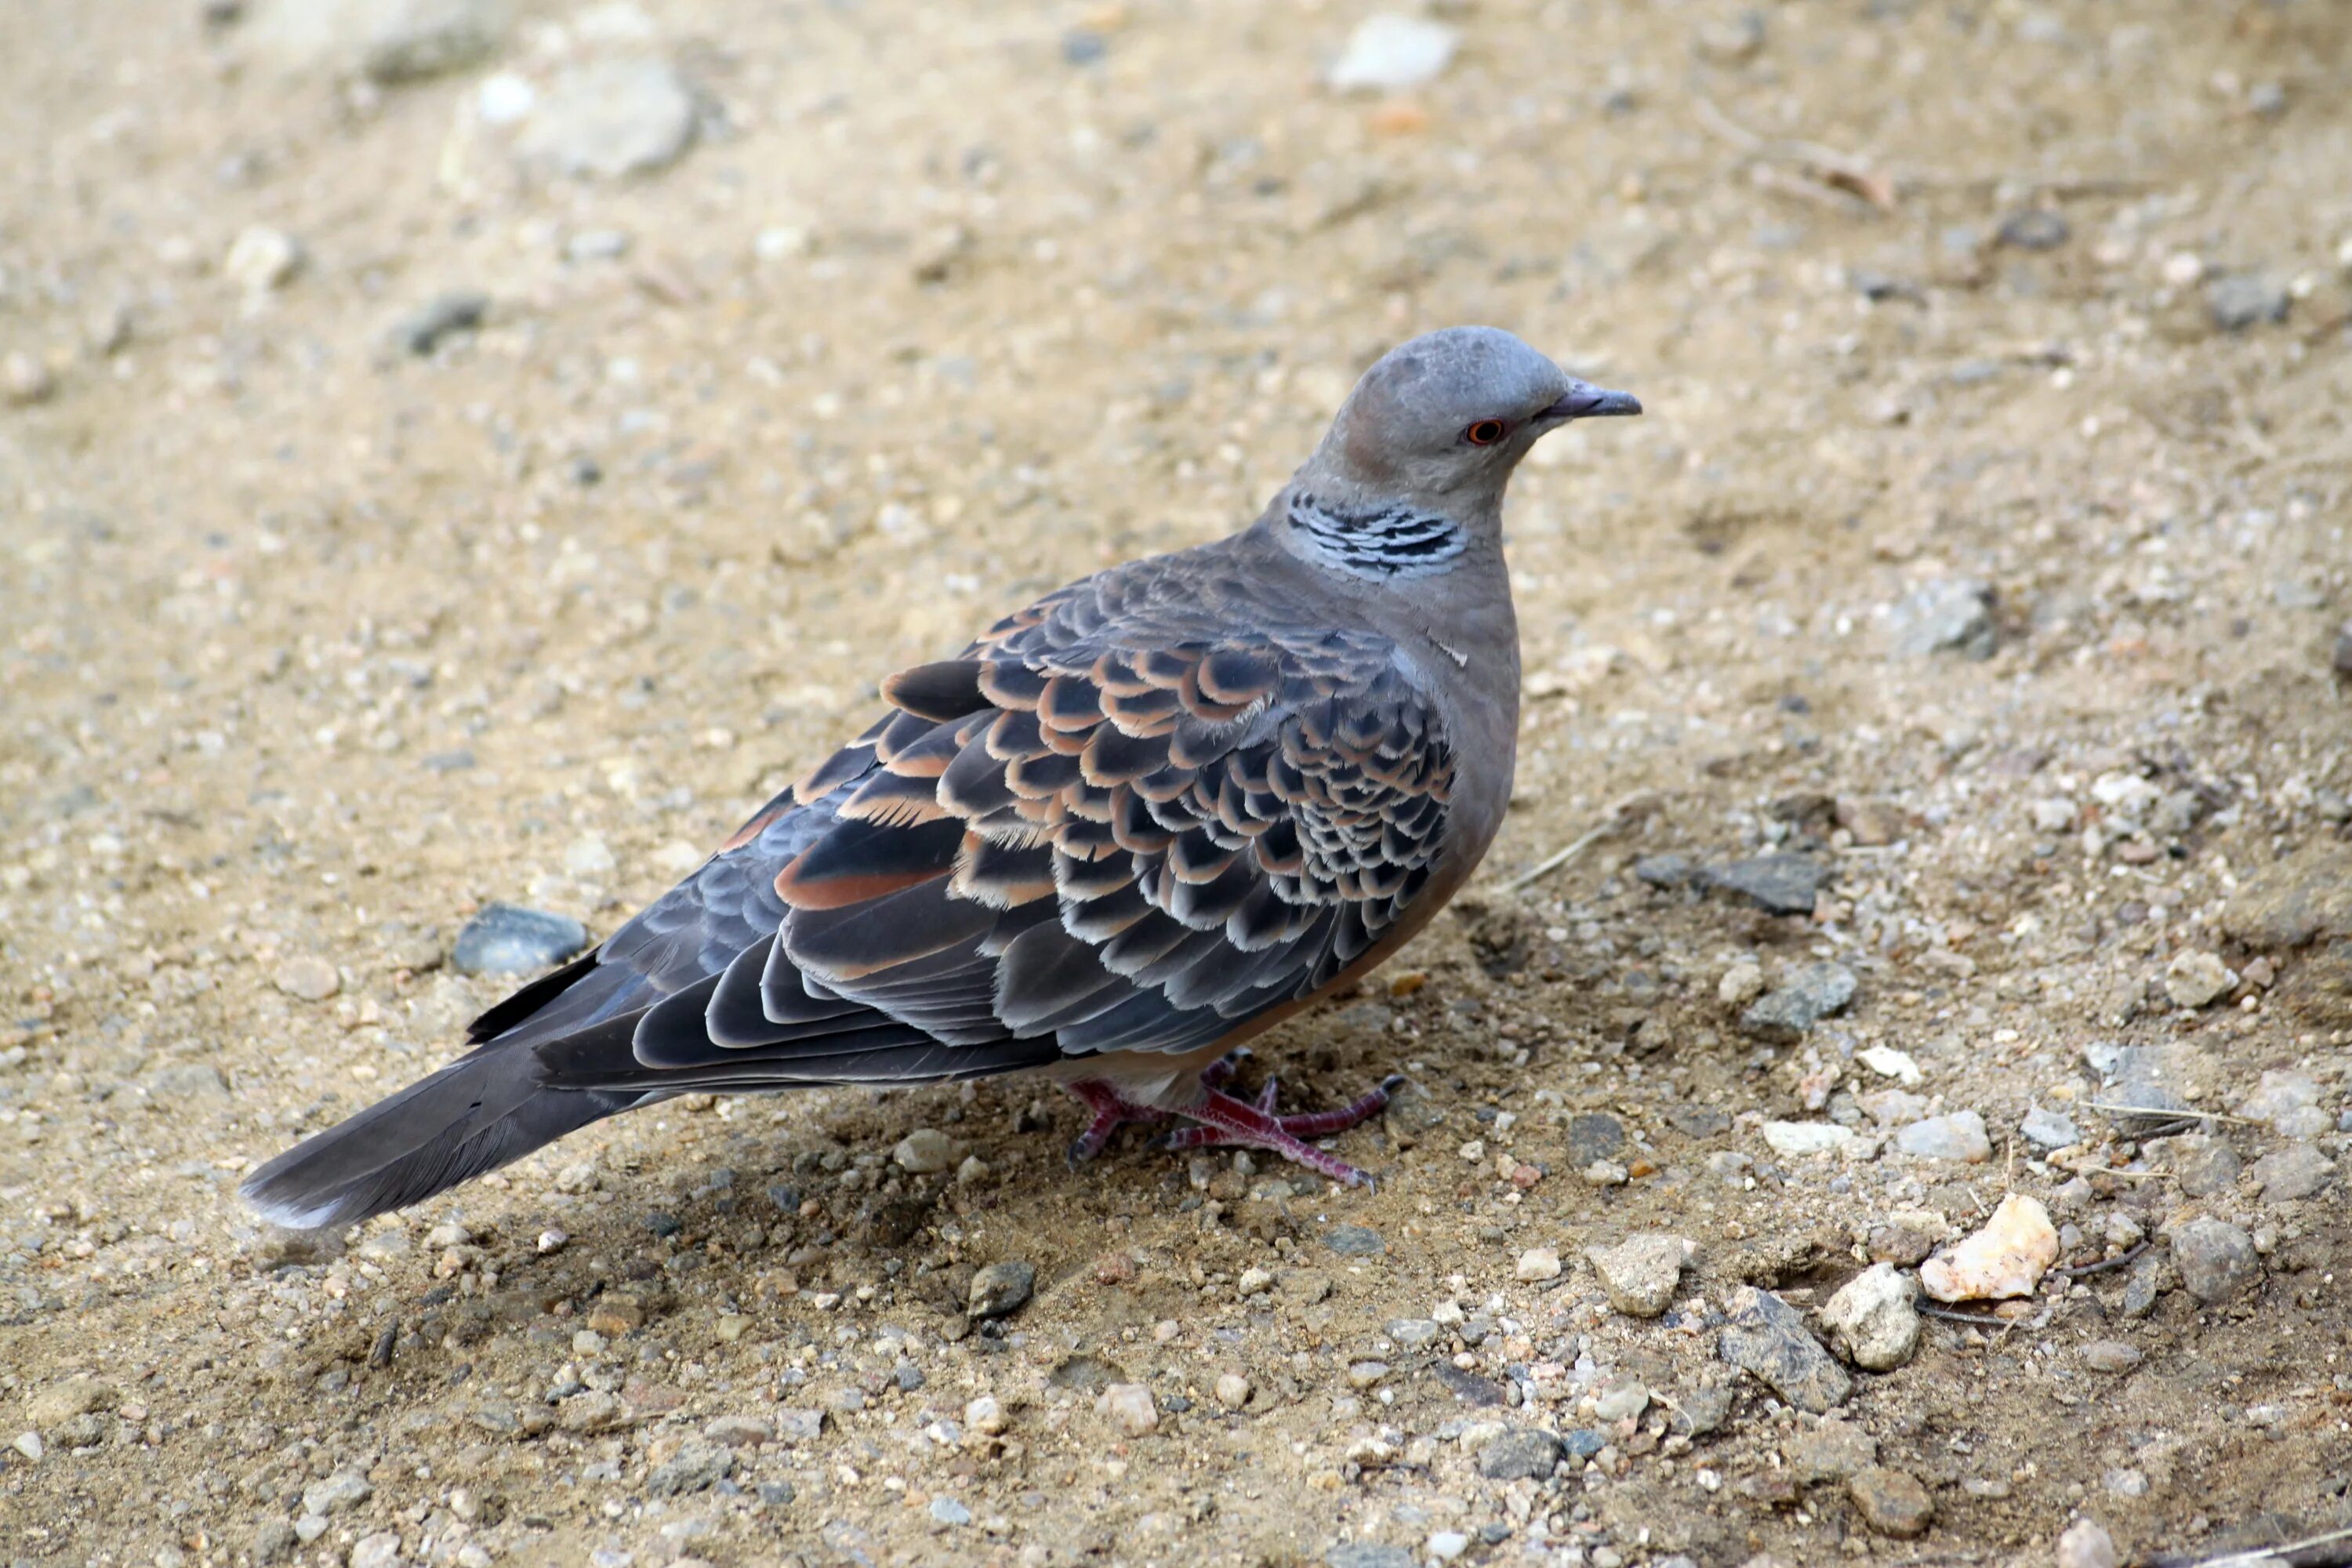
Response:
[4,2,2351,1566]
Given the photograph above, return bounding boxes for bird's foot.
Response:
[1156,1073,1407,1188]
[1063,1051,1259,1167]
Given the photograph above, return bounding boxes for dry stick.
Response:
[1503,797,1647,895]
[2153,1523,2352,1568]
[2082,1102,2260,1127]
[1693,96,1896,210]
[2055,1240,2150,1280]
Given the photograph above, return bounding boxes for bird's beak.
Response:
[1539,379,1642,421]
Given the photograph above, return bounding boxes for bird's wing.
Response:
[478,551,1458,1095]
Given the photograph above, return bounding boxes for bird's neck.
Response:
[1279,487,1469,579]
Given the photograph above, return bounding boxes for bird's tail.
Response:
[239,1039,632,1231]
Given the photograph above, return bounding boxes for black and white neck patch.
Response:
[1285,490,1468,579]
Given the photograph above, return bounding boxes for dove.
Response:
[242,325,1639,1229]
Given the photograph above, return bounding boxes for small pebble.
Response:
[394,289,492,356]
[2207,273,2290,332]
[224,226,303,294]
[2020,1107,2079,1149]
[1819,1262,1921,1370]
[2080,1341,2143,1374]
[892,1128,954,1174]
[2057,1518,2118,1568]
[1096,1383,1157,1436]
[1585,1233,1690,1317]
[1849,1467,1935,1537]
[2171,1218,2259,1303]
[967,1260,1036,1319]
[1326,13,1457,93]
[452,902,589,975]
[5,350,56,405]
[1997,209,2070,250]
[1515,1247,1562,1283]
[1740,962,1857,1042]
[1920,1194,2058,1302]
[1214,1374,1251,1410]
[2163,951,2236,1009]
[1896,1111,1992,1163]
[517,57,699,179]
[930,1496,972,1526]
[1719,1285,1850,1413]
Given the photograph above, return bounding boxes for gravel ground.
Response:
[4,3,2350,1566]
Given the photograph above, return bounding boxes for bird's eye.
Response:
[1463,419,1507,446]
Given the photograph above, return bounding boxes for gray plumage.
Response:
[241,325,1639,1229]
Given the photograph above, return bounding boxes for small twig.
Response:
[1504,820,1620,894]
[1502,794,1650,894]
[1918,1304,2020,1328]
[2051,1160,2164,1181]
[2152,1523,2352,1568]
[2083,1102,2259,1127]
[1695,95,1896,211]
[2056,1241,2151,1280]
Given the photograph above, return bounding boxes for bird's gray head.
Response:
[1282,326,1639,579]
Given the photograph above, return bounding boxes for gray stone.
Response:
[967,1261,1036,1319]
[452,901,588,975]
[930,1495,972,1525]
[1849,1467,1934,1537]
[1585,1233,1690,1317]
[394,291,491,357]
[1385,1318,1443,1349]
[518,58,699,180]
[2080,1341,2143,1374]
[1786,1419,1877,1483]
[646,1442,733,1496]
[251,0,508,83]
[1327,1545,1418,1568]
[2208,274,2290,332]
[2172,1218,2260,1303]
[2250,1145,2335,1203]
[299,1471,373,1517]
[2121,1253,2163,1318]
[773,1407,824,1441]
[1890,579,1997,659]
[2156,1133,2241,1197]
[1740,962,1858,1043]
[2020,1107,2079,1149]
[1819,1262,1920,1370]
[2057,1519,2118,1568]
[1997,209,2070,250]
[1565,1113,1626,1166]
[1894,1111,1992,1163]
[1324,1225,1385,1257]
[1703,853,1824,915]
[1632,853,1694,889]
[1476,1428,1563,1481]
[145,1063,230,1102]
[1719,1286,1850,1412]
[1668,1384,1733,1436]
[1325,14,1457,93]
[2334,622,2352,678]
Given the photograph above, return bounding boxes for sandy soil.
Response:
[4,2,2350,1566]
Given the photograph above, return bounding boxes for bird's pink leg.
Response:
[1157,1073,1409,1188]
[1062,1079,1167,1169]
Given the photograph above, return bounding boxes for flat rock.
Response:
[892,1129,954,1174]
[1565,1112,1626,1165]
[1763,1120,1857,1157]
[271,956,341,1002]
[2080,1341,2143,1374]
[1920,1194,2056,1302]
[2172,1218,2259,1302]
[1785,1419,1877,1484]
[968,1261,1036,1319]
[26,1377,117,1428]
[646,1442,733,1496]
[1326,14,1457,93]
[1325,1225,1385,1257]
[1327,1545,1418,1568]
[1889,579,1996,659]
[2250,1145,2335,1203]
[1849,1467,1935,1537]
[1740,963,1857,1043]
[2020,1107,2079,1149]
[1584,1233,1690,1317]
[2208,273,2290,332]
[1719,1285,1849,1412]
[250,0,508,82]
[452,902,589,975]
[1702,853,1824,915]
[517,58,698,179]
[2163,950,2235,1009]
[2154,1132,2241,1197]
[2220,844,2352,949]
[1476,1427,1563,1481]
[1818,1262,1920,1370]
[1895,1111,1991,1162]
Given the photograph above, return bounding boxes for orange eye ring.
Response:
[1464,419,1507,446]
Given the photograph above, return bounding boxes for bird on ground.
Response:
[242,325,1640,1229]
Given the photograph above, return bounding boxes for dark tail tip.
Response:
[241,1049,619,1230]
